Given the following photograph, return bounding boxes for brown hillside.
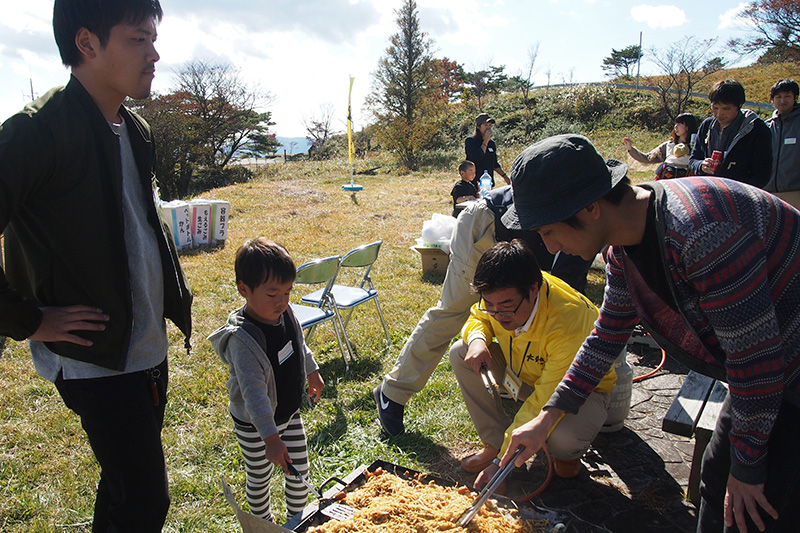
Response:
[639,61,798,104]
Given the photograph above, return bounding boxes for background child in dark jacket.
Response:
[451,160,480,217]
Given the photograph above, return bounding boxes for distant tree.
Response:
[559,67,576,85]
[303,102,339,159]
[133,92,200,199]
[464,65,508,108]
[368,0,437,169]
[132,60,276,198]
[242,131,280,161]
[430,57,465,102]
[602,45,642,79]
[728,0,800,63]
[503,44,540,105]
[175,60,276,170]
[649,36,724,121]
[520,43,540,104]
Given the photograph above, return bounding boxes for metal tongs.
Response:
[286,463,357,521]
[480,363,504,413]
[456,447,524,527]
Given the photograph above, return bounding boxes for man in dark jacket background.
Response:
[0,1,192,531]
[764,78,800,210]
[689,79,772,187]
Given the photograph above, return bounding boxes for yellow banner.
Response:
[347,76,355,164]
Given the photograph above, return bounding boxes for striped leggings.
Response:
[232,410,309,522]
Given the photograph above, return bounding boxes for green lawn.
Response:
[0,137,654,531]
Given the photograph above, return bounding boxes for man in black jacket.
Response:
[689,79,772,187]
[0,1,192,531]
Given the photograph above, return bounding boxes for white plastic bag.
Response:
[419,213,456,254]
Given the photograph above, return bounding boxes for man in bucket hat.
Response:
[499,134,800,533]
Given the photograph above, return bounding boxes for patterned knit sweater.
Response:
[546,177,800,484]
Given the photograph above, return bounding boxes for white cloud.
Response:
[718,3,750,30]
[630,4,687,29]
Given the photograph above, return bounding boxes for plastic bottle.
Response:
[600,347,633,433]
[479,170,492,197]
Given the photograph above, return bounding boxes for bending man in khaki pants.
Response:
[373,186,593,437]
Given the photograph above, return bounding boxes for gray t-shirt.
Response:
[31,118,168,381]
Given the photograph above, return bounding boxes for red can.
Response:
[709,150,723,174]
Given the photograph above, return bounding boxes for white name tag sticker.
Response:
[278,341,294,365]
[503,368,522,401]
[785,138,797,145]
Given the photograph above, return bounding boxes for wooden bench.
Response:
[662,370,728,506]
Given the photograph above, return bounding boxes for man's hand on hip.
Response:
[29,305,109,346]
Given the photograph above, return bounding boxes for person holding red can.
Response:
[689,79,772,187]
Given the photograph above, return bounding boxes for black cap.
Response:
[501,134,628,230]
[475,113,495,127]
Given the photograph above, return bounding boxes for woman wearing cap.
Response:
[623,113,698,180]
[465,113,510,188]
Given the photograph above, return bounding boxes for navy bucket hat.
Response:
[501,134,628,230]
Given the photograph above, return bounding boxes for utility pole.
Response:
[635,31,642,96]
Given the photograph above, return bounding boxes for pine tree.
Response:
[368,0,436,170]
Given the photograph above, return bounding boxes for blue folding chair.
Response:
[290,255,354,369]
[301,241,390,351]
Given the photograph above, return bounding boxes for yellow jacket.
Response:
[461,272,617,454]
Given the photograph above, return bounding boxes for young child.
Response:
[451,160,480,218]
[209,238,325,522]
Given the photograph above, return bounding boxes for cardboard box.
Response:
[411,245,449,274]
[160,200,193,250]
[189,200,212,247]
[207,200,231,243]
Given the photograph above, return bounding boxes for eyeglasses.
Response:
[478,298,524,317]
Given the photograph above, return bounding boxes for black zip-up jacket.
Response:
[688,109,772,187]
[0,76,192,370]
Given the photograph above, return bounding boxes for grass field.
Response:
[0,135,655,531]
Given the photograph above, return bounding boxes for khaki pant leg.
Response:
[382,270,479,404]
[546,390,611,460]
[382,205,497,405]
[448,339,511,449]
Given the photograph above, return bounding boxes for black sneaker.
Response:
[373,385,405,436]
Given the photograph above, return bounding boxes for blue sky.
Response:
[0,1,757,137]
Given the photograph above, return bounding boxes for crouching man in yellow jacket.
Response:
[450,239,617,484]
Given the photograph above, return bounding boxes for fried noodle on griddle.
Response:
[306,468,548,532]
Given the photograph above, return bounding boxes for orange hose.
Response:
[514,342,666,502]
[515,444,554,502]
[632,347,667,383]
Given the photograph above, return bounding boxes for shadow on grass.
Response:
[306,404,349,448]
[315,352,383,391]
[380,431,461,480]
[176,242,227,257]
[421,271,446,285]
